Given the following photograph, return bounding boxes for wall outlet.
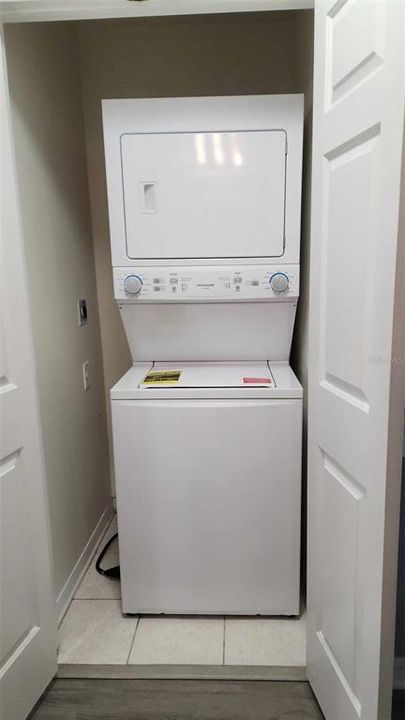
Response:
[82,361,91,391]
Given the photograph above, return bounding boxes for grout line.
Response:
[126,616,140,665]
[222,617,226,665]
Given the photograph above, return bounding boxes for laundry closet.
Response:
[1,4,404,720]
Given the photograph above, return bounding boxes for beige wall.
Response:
[5,23,111,599]
[77,10,314,491]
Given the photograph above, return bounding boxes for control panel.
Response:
[114,266,299,302]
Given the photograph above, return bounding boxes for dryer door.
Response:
[121,130,286,260]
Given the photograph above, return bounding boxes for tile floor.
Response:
[58,516,306,667]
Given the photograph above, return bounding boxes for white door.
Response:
[307,2,405,719]
[0,27,57,720]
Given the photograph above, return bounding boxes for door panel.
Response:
[121,130,286,260]
[0,26,57,720]
[319,452,361,690]
[307,2,405,719]
[329,0,384,104]
[324,127,378,398]
[1,450,36,660]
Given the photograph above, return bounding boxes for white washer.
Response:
[102,95,304,616]
[112,362,302,616]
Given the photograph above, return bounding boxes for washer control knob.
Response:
[124,274,143,295]
[270,272,289,293]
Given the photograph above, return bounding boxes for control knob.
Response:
[124,274,143,295]
[270,272,289,293]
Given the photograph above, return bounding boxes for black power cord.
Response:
[95,532,120,579]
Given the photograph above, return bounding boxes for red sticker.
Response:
[243,377,272,384]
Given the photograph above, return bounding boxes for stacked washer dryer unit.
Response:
[102,95,304,616]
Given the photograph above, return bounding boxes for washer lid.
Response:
[111,362,302,400]
[140,362,274,388]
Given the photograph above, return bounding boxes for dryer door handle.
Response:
[139,182,158,213]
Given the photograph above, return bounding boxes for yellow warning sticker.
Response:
[143,370,182,385]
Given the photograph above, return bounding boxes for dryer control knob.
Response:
[270,272,289,293]
[124,274,143,295]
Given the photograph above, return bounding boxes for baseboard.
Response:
[394,657,405,690]
[57,664,307,682]
[56,503,115,624]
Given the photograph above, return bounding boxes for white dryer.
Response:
[102,94,304,615]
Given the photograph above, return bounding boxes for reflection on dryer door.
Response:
[112,398,302,615]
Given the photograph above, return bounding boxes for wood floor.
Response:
[30,678,324,719]
[28,679,405,719]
